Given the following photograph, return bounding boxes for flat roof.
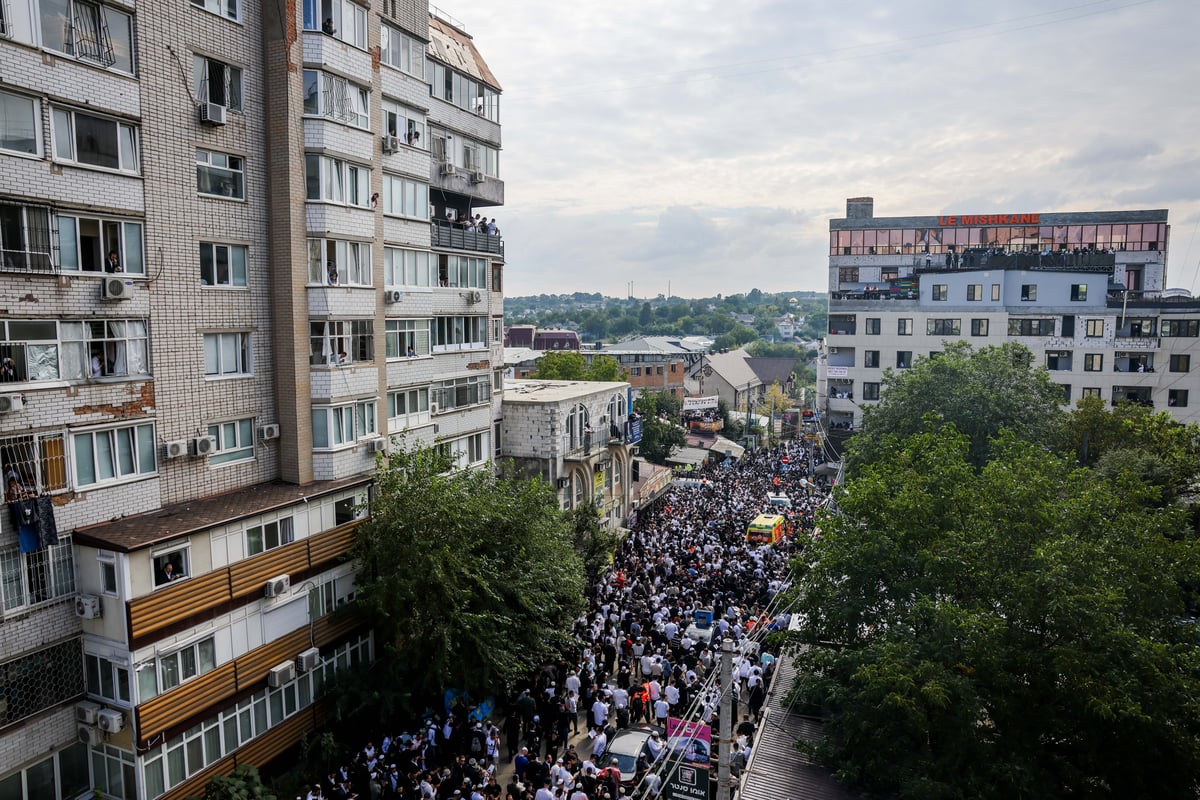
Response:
[831,208,1168,231]
[503,379,629,404]
[72,476,371,553]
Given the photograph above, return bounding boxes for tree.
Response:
[847,341,1065,473]
[565,501,618,584]
[533,351,626,382]
[712,324,757,351]
[351,442,586,710]
[195,765,276,800]
[582,354,626,382]
[787,424,1200,799]
[634,392,686,465]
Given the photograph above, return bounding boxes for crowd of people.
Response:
[441,211,501,237]
[304,439,829,800]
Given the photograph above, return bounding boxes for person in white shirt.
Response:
[592,727,608,760]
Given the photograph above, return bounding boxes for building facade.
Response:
[820,198,1197,429]
[0,0,504,795]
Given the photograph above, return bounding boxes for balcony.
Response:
[1112,386,1152,407]
[431,219,505,256]
[565,431,594,460]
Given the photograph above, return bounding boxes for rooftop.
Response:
[503,379,629,405]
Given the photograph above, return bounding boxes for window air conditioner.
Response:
[429,402,439,415]
[258,424,280,441]
[369,438,388,454]
[264,574,291,598]
[96,709,125,734]
[467,290,482,304]
[0,395,23,413]
[78,725,103,746]
[384,289,403,304]
[296,647,321,673]
[102,277,130,300]
[268,661,297,687]
[382,135,399,153]
[556,478,570,489]
[439,162,456,176]
[199,102,227,126]
[75,594,102,620]
[469,171,485,183]
[165,440,188,459]
[76,700,102,725]
[190,435,217,457]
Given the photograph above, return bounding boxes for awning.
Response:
[709,436,745,460]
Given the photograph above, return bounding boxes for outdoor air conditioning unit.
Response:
[264,574,291,598]
[258,424,280,441]
[75,594,102,620]
[296,647,321,673]
[76,700,102,725]
[828,347,839,354]
[381,135,399,153]
[556,477,570,489]
[469,171,485,183]
[96,709,125,734]
[199,102,227,126]
[467,290,482,304]
[429,402,439,415]
[439,162,456,176]
[78,725,103,746]
[164,440,188,459]
[369,438,388,454]
[102,277,130,299]
[384,289,403,304]
[190,435,217,457]
[268,661,296,688]
[0,395,23,413]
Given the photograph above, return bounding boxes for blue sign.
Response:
[627,418,643,444]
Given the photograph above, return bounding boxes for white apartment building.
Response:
[0,0,505,795]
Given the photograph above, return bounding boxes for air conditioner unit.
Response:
[96,708,125,734]
[190,435,217,457]
[75,594,102,620]
[264,574,291,598]
[469,171,485,183]
[258,424,280,441]
[268,661,296,688]
[381,135,399,153]
[439,162,456,176]
[369,438,388,454]
[164,440,188,459]
[828,347,840,354]
[556,477,570,489]
[199,102,227,126]
[467,290,482,304]
[429,402,439,415]
[296,647,320,673]
[102,277,130,300]
[384,289,403,304]
[0,395,23,413]
[76,700,102,725]
[78,725,103,746]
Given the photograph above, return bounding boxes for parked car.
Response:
[600,723,665,784]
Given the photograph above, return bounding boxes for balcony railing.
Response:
[431,219,504,256]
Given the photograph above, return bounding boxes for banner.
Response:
[666,717,711,763]
[683,396,719,411]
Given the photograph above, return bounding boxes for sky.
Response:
[439,0,1200,299]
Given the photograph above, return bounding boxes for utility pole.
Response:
[717,637,735,800]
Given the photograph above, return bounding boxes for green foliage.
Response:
[583,354,626,382]
[534,351,626,381]
[565,502,618,584]
[351,441,586,712]
[712,324,757,352]
[196,765,276,800]
[847,340,1065,473]
[788,424,1200,799]
[634,392,686,465]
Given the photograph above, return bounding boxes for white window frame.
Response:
[0,539,75,615]
[309,319,373,366]
[312,400,376,450]
[246,515,294,556]
[381,173,429,219]
[61,319,151,380]
[207,418,255,465]
[157,635,217,693]
[379,24,424,78]
[384,246,432,288]
[50,106,138,173]
[84,652,132,705]
[305,154,370,207]
[381,98,425,149]
[190,0,239,22]
[307,238,371,286]
[387,386,430,432]
[431,315,487,352]
[203,332,251,378]
[385,318,432,359]
[199,242,248,287]
[0,89,40,157]
[98,552,118,595]
[431,374,491,413]
[71,421,156,488]
[302,70,368,128]
[302,0,366,49]
[55,212,144,275]
[196,149,245,200]
[40,0,136,75]
[151,545,189,588]
[436,431,488,471]
[193,54,243,111]
[439,253,487,289]
[0,201,53,272]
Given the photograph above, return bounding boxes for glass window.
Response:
[0,90,39,156]
[1170,354,1190,373]
[1084,354,1103,372]
[1070,284,1087,301]
[55,214,144,275]
[85,653,131,704]
[895,351,912,369]
[203,332,251,377]
[191,0,239,21]
[991,284,1000,301]
[51,108,138,172]
[863,351,879,368]
[302,71,369,128]
[931,284,947,301]
[41,0,135,73]
[384,247,432,287]
[193,55,243,111]
[1169,390,1188,408]
[927,319,961,336]
[152,549,188,586]
[99,555,118,594]
[1,431,69,496]
[382,174,429,218]
[1020,284,1037,301]
[73,422,156,488]
[246,517,294,556]
[0,202,54,272]
[385,319,432,358]
[199,242,247,287]
[970,319,989,337]
[1161,320,1199,337]
[864,318,881,335]
[307,239,371,286]
[159,637,217,691]
[305,0,366,48]
[207,418,254,465]
[309,320,373,366]
[897,318,912,336]
[380,24,424,78]
[305,155,370,207]
[382,98,426,148]
[196,149,244,199]
[966,284,982,301]
[862,382,880,401]
[1085,319,1105,338]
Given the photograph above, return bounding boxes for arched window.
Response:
[566,403,591,451]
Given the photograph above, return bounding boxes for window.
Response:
[429,62,500,122]
[1062,315,1076,338]
[491,263,503,293]
[309,320,373,366]
[435,431,488,470]
[0,540,75,614]
[193,55,242,111]
[838,267,859,283]
[382,174,429,218]
[0,202,53,272]
[1045,351,1071,371]
[1084,354,1103,372]
[56,212,144,275]
[387,387,430,431]
[966,284,982,301]
[927,319,961,336]
[51,107,138,172]
[312,401,376,448]
[159,637,217,692]
[0,90,38,156]
[432,316,487,351]
[307,238,370,286]
[380,24,424,78]
[456,137,500,177]
[1007,318,1055,337]
[862,382,880,401]
[197,149,245,199]
[991,284,1001,301]
[1170,354,1191,372]
[203,332,251,377]
[1070,283,1088,301]
[931,284,947,301]
[72,422,156,487]
[1059,384,1072,404]
[897,318,912,336]
[207,419,254,465]
[385,319,432,358]
[302,0,367,48]
[384,247,432,288]
[430,375,490,412]
[896,351,912,369]
[302,71,369,128]
[246,517,294,556]
[98,553,117,595]
[40,0,135,73]
[0,744,89,800]
[1081,387,1102,398]
[0,640,82,730]
[85,653,130,704]
[1085,319,1105,338]
[630,367,640,377]
[304,155,370,207]
[1125,266,1143,290]
[191,0,238,21]
[1124,318,1156,337]
[864,350,880,368]
[1169,390,1189,408]
[1020,284,1037,301]
[971,319,989,336]
[865,318,881,335]
[199,242,247,287]
[438,254,487,289]
[0,432,69,496]
[382,99,425,148]
[64,319,150,379]
[1161,320,1200,337]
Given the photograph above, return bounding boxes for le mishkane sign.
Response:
[937,214,1041,226]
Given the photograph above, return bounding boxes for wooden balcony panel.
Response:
[137,661,237,740]
[233,708,316,768]
[160,756,235,800]
[129,569,232,641]
[307,522,357,567]
[234,628,311,692]
[313,609,364,646]
[228,539,311,600]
